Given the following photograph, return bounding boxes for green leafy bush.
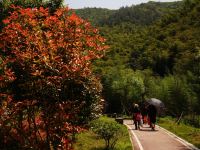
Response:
[90,117,124,150]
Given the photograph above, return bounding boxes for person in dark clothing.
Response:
[132,103,141,130]
[147,104,157,130]
[140,104,148,125]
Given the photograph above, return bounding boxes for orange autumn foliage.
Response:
[0,5,108,149]
[0,5,108,80]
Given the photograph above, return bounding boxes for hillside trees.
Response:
[99,67,144,114]
[145,75,192,116]
[75,1,181,27]
[144,0,200,114]
[75,8,115,26]
[0,5,107,149]
[92,0,200,117]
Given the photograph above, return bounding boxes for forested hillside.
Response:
[76,0,200,125]
[76,1,181,26]
[75,8,115,26]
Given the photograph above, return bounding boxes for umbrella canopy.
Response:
[145,98,165,115]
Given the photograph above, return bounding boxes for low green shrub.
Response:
[90,117,124,150]
[183,115,200,128]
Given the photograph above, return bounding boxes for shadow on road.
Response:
[138,128,159,132]
[128,128,159,132]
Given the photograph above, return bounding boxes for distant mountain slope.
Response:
[131,0,200,76]
[75,8,115,26]
[75,1,182,26]
[100,1,182,26]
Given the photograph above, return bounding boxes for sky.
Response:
[64,0,182,10]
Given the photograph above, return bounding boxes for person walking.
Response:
[147,104,157,130]
[140,103,148,125]
[132,103,142,130]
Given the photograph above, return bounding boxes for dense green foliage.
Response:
[76,0,200,120]
[75,8,115,26]
[76,1,181,26]
[100,1,181,26]
[133,0,200,115]
[100,66,145,114]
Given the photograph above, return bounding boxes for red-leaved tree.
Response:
[0,5,108,149]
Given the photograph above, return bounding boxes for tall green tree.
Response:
[100,67,144,114]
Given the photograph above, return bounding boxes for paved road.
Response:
[124,120,199,150]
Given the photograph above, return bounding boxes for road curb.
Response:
[157,125,200,150]
[125,124,144,150]
[125,124,135,150]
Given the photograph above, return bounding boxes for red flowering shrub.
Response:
[0,5,108,149]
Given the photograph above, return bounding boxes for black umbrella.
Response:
[145,98,165,115]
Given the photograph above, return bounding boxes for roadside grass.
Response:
[158,116,200,148]
[73,117,132,150]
